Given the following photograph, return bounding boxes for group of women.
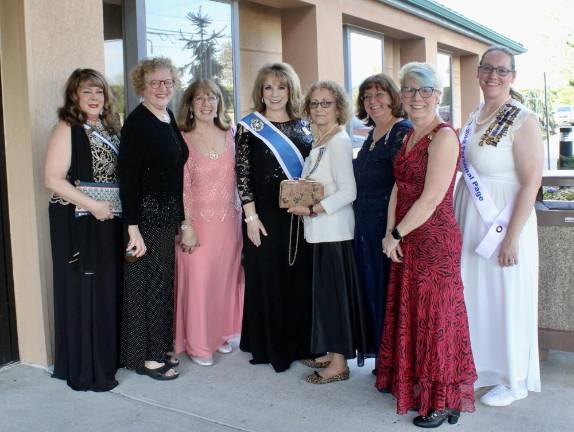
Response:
[45,44,543,428]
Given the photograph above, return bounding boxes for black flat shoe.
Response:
[413,409,460,428]
[136,363,179,381]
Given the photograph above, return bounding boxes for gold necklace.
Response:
[475,97,511,126]
[314,124,340,147]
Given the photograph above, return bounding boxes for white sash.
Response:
[459,115,514,259]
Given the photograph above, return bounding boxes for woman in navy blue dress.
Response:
[353,74,411,365]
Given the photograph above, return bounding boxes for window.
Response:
[145,0,238,121]
[103,0,126,120]
[437,51,452,125]
[343,26,384,150]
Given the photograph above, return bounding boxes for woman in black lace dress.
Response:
[119,57,188,380]
[236,63,314,372]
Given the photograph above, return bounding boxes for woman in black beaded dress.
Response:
[45,68,123,391]
[352,74,411,367]
[236,63,314,372]
[118,57,188,380]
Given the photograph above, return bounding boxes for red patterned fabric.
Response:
[375,123,477,415]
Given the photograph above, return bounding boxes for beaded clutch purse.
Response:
[74,181,122,217]
[279,179,324,208]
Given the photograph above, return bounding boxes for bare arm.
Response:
[386,184,397,234]
[382,128,458,261]
[180,147,199,253]
[396,128,459,235]
[44,121,112,220]
[498,114,543,266]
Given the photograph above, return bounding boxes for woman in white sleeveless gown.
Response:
[454,46,543,407]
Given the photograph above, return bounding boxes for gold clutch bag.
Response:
[279,179,324,208]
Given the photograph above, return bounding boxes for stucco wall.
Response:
[0,0,104,366]
[238,1,283,117]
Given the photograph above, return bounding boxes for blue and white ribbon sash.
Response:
[460,114,514,259]
[83,124,119,154]
[239,112,304,179]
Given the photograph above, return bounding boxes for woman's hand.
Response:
[89,200,114,221]
[127,225,147,258]
[287,205,310,216]
[498,235,518,267]
[246,218,267,247]
[382,233,402,262]
[180,228,199,253]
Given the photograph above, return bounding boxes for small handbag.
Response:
[74,181,122,217]
[279,147,326,208]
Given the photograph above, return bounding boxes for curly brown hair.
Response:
[57,68,120,133]
[303,80,352,126]
[355,73,405,126]
[130,56,180,96]
[177,79,231,132]
[251,63,302,119]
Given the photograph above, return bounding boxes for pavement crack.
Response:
[110,389,260,432]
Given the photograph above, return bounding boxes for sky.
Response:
[435,0,573,90]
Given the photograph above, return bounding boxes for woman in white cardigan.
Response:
[289,81,372,384]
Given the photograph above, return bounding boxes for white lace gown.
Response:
[454,99,541,398]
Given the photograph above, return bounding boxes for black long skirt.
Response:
[240,208,314,372]
[310,240,373,362]
[120,223,178,370]
[50,203,123,391]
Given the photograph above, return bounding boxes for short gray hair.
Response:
[399,62,443,93]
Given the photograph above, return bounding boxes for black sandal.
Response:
[164,354,180,367]
[136,363,179,381]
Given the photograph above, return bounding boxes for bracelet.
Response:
[181,224,193,231]
[308,205,317,218]
[391,227,403,241]
[244,214,259,223]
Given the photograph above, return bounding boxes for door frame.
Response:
[0,60,19,366]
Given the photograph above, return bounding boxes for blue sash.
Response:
[239,112,304,179]
[83,124,120,154]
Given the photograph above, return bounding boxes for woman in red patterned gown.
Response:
[377,62,477,428]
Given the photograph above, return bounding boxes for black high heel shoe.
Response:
[413,409,460,428]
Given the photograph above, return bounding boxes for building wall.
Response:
[238,1,283,117]
[0,0,104,365]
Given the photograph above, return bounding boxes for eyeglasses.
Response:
[361,91,387,102]
[309,100,336,109]
[147,79,175,89]
[400,86,435,99]
[478,64,514,77]
[193,95,218,104]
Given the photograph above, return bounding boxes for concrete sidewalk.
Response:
[1,347,573,432]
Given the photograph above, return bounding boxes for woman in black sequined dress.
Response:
[118,57,188,380]
[236,63,314,372]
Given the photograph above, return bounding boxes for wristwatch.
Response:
[391,227,403,241]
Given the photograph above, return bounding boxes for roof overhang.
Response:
[378,0,527,54]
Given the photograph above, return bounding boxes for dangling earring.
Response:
[261,97,265,104]
[189,110,194,120]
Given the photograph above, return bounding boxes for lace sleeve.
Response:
[235,124,255,205]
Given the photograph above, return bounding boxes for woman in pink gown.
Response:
[174,79,244,366]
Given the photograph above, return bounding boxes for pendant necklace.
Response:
[143,102,170,123]
[370,119,400,152]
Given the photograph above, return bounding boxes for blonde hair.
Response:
[130,56,180,96]
[303,80,352,125]
[177,79,231,132]
[251,63,302,119]
[57,68,120,134]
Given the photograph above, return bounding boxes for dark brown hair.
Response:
[57,68,119,133]
[355,73,406,126]
[480,45,523,103]
[251,63,302,119]
[303,80,352,125]
[177,79,231,132]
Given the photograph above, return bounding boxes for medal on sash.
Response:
[239,112,304,179]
